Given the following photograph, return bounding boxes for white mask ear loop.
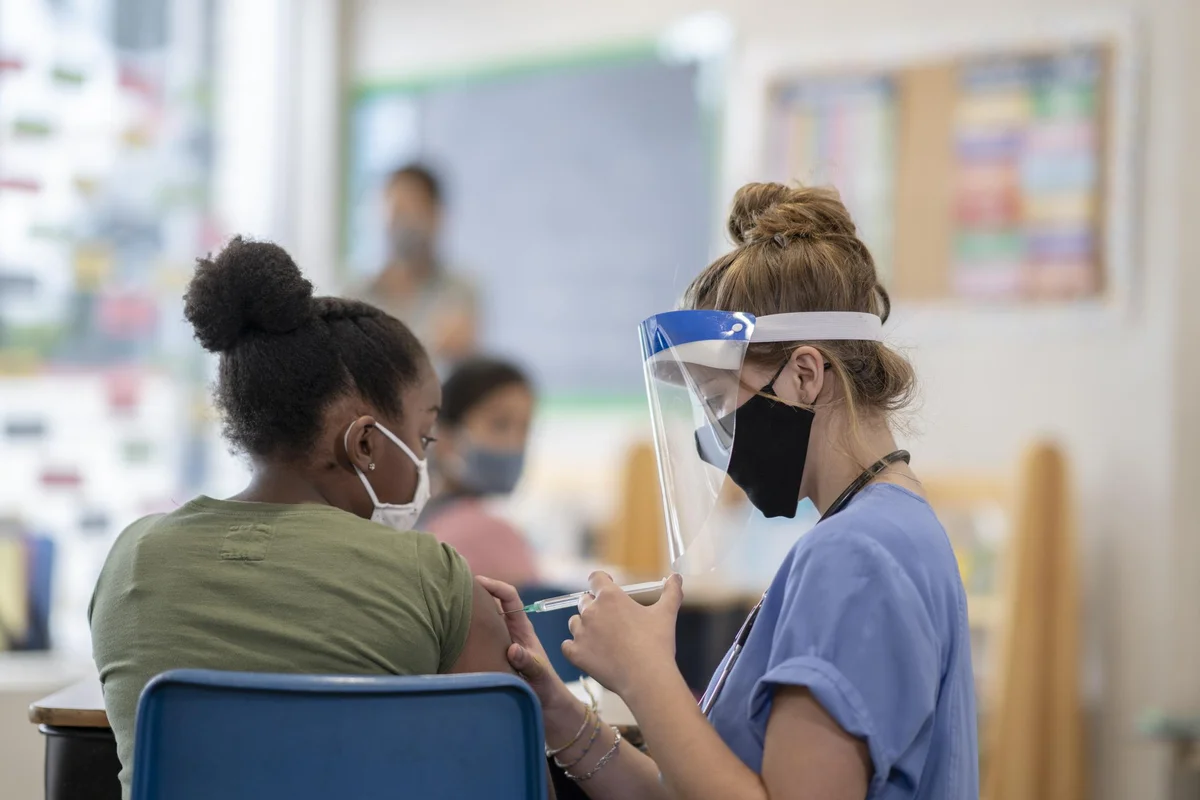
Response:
[343,421,426,501]
[344,422,385,506]
[373,423,425,466]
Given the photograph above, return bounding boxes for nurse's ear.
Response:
[782,346,826,406]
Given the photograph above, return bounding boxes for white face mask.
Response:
[344,421,431,532]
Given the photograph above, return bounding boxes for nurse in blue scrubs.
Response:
[481,183,979,799]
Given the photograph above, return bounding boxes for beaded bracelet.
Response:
[565,728,623,783]
[554,713,603,771]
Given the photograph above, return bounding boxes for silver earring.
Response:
[368,463,376,471]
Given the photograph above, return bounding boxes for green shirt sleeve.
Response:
[415,535,474,672]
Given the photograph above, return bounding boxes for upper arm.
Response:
[762,687,871,800]
[89,521,142,627]
[414,534,477,672]
[749,535,940,792]
[447,579,517,675]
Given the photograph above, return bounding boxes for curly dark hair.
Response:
[184,235,428,458]
[440,357,532,429]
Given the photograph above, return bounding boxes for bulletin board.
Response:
[0,0,220,366]
[757,28,1137,309]
[344,45,720,397]
[0,0,237,653]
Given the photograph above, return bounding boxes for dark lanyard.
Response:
[698,450,911,717]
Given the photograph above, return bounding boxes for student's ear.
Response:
[342,415,379,473]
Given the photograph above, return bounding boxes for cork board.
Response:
[764,43,1113,305]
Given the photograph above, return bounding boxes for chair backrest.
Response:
[131,670,547,800]
[516,585,585,683]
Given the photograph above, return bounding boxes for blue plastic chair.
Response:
[131,670,547,800]
[517,585,585,683]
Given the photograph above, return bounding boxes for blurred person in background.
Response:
[355,164,478,367]
[89,238,518,799]
[421,356,538,587]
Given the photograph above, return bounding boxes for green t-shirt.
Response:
[88,496,474,798]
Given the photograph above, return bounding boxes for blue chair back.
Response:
[131,670,547,800]
[517,585,585,684]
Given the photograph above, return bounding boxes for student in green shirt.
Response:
[89,236,516,798]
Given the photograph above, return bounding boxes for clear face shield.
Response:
[640,311,755,575]
[638,310,884,575]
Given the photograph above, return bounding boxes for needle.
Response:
[504,579,668,614]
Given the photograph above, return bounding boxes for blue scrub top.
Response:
[705,483,979,798]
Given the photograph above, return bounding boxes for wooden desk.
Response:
[28,675,120,800]
[29,677,108,728]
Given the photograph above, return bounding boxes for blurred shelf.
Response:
[923,478,1010,510]
[967,594,1003,629]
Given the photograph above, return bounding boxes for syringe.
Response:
[506,579,668,614]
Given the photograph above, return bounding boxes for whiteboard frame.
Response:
[722,12,1144,337]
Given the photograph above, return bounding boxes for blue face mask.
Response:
[389,222,434,264]
[457,443,525,495]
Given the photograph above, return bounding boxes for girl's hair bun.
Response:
[184,235,315,353]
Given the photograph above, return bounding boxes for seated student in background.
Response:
[420,357,538,586]
[88,237,516,799]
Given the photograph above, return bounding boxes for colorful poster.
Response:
[765,76,898,285]
[953,49,1103,300]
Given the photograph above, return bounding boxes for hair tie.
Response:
[745,230,812,248]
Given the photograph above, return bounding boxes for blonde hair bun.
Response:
[727,182,858,246]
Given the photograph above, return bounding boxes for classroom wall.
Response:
[347,0,1195,798]
[1169,0,1200,722]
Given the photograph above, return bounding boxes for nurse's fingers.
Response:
[508,643,550,681]
[476,575,524,613]
[578,591,596,613]
[656,573,684,613]
[568,614,582,636]
[588,571,616,594]
[561,638,579,667]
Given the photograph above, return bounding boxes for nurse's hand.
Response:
[475,577,577,715]
[564,572,684,700]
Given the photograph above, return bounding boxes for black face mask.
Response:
[696,378,814,519]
